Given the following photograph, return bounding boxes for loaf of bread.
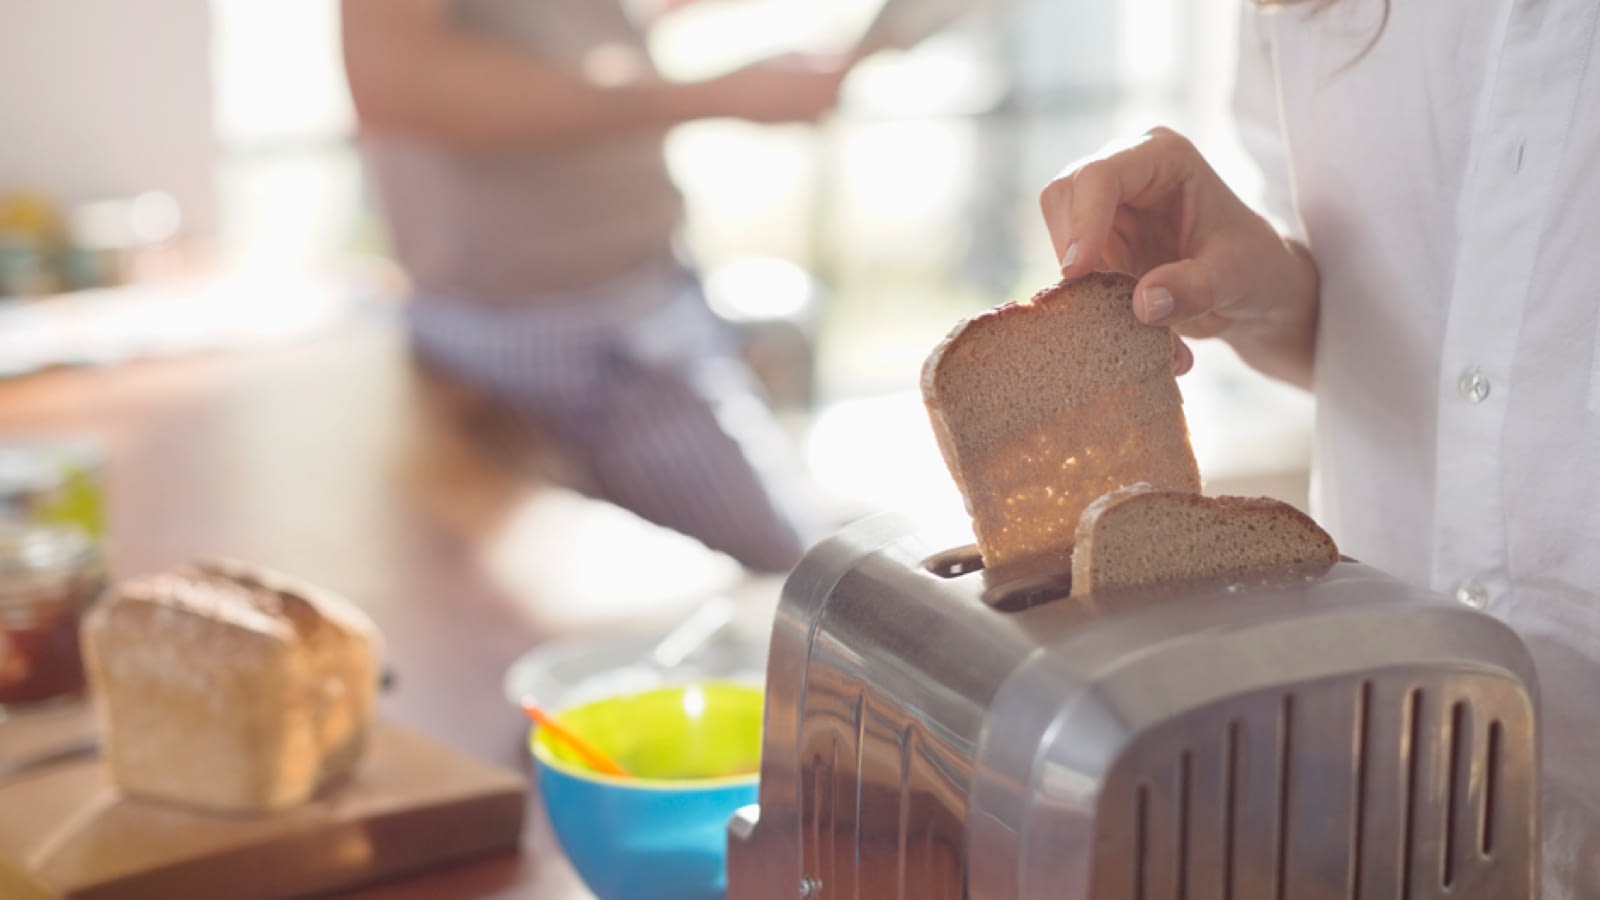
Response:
[1071,483,1339,596]
[81,559,382,815]
[922,272,1202,572]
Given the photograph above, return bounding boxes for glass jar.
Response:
[0,523,105,711]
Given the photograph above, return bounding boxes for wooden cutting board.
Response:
[0,708,528,900]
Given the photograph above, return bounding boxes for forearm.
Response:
[343,11,710,150]
[342,0,852,152]
[1223,236,1320,391]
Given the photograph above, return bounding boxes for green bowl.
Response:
[531,681,763,900]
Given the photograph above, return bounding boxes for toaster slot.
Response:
[921,544,1082,612]
[920,545,984,578]
[981,572,1075,613]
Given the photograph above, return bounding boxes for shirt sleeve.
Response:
[1231,6,1303,241]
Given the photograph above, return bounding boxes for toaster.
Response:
[726,514,1540,899]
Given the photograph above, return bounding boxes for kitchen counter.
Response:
[0,306,755,899]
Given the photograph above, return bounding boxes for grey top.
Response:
[361,0,685,305]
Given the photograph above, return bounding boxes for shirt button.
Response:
[1455,579,1490,609]
[1457,368,1491,404]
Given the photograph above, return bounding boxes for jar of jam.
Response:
[0,523,104,711]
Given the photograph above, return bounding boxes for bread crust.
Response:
[922,272,1202,572]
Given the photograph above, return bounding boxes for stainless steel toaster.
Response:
[727,514,1540,900]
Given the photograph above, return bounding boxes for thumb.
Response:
[1134,258,1232,340]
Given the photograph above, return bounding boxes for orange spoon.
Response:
[520,697,631,778]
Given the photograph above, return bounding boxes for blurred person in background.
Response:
[1041,0,1599,894]
[341,0,858,574]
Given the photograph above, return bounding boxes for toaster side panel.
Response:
[731,515,1034,900]
[785,543,1033,899]
[794,661,969,900]
[729,515,925,900]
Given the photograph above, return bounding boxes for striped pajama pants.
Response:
[405,262,819,574]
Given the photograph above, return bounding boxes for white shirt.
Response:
[1236,0,1600,895]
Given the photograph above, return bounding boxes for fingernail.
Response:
[1058,242,1079,273]
[1141,286,1174,323]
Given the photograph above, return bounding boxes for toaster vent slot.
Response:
[1223,719,1240,900]
[1401,688,1421,900]
[1136,783,1149,900]
[1483,719,1501,856]
[1350,680,1372,898]
[1442,700,1466,888]
[897,725,914,900]
[808,744,834,895]
[1177,749,1192,900]
[1274,693,1294,900]
[1131,755,1186,899]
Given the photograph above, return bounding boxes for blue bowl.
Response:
[531,681,763,900]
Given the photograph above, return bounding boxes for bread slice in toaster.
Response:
[921,271,1202,572]
[1071,483,1339,596]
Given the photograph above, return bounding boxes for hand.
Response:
[1039,127,1319,385]
[694,54,853,125]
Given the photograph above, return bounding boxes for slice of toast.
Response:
[921,272,1202,572]
[1071,483,1339,596]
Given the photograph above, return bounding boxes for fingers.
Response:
[1039,127,1198,278]
[1038,170,1093,275]
[1172,333,1195,376]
